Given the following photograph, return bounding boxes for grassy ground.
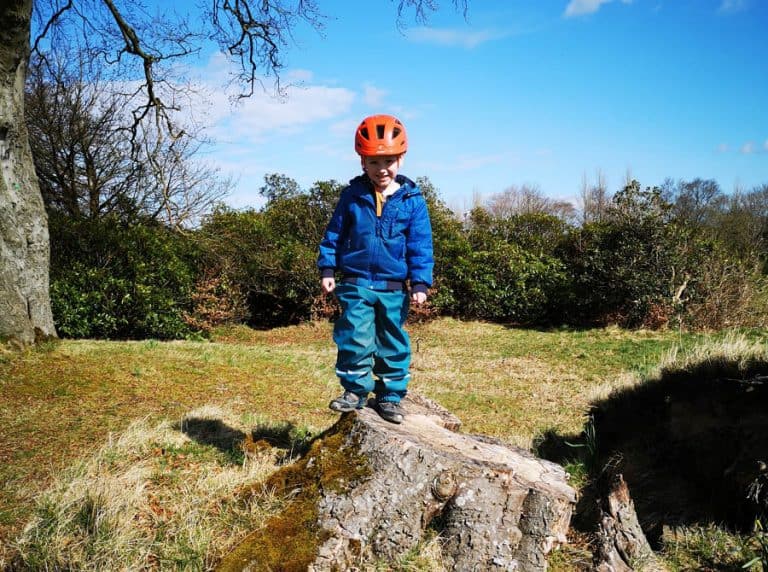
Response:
[0,318,742,568]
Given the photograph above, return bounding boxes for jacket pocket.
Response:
[387,204,412,238]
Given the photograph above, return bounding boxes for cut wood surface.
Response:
[218,393,576,571]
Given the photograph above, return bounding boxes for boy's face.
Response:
[361,154,403,191]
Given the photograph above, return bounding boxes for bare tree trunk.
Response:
[0,0,56,344]
[219,394,576,571]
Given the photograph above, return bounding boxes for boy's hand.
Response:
[411,291,427,305]
[321,277,336,294]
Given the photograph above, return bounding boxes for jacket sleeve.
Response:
[406,196,434,289]
[317,191,347,276]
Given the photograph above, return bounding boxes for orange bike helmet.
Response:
[354,114,408,156]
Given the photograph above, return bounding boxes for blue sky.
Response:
[186,0,767,212]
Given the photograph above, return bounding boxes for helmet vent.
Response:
[360,127,369,140]
[392,127,401,138]
[376,124,385,139]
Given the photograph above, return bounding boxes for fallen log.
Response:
[218,394,577,571]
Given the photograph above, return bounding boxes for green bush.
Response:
[198,178,344,327]
[556,182,682,327]
[437,242,567,324]
[46,171,768,335]
[415,177,471,318]
[49,213,199,339]
[557,221,672,327]
[467,209,569,257]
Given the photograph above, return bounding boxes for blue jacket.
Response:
[317,175,434,290]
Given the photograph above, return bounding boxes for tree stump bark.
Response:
[594,471,666,572]
[219,394,576,572]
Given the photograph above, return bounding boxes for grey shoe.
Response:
[329,391,366,412]
[375,401,404,424]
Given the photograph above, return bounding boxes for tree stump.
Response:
[594,471,666,572]
[218,394,576,572]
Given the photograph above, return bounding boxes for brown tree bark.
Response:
[595,471,666,572]
[219,394,576,571]
[0,0,56,344]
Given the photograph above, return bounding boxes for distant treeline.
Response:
[28,47,768,339]
[46,173,768,339]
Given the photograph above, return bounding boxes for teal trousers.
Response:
[333,282,411,403]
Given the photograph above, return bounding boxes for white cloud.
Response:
[741,141,755,154]
[405,27,505,49]
[719,0,748,13]
[363,84,387,107]
[184,53,356,145]
[197,51,235,86]
[564,0,632,18]
[209,84,356,144]
[715,141,767,155]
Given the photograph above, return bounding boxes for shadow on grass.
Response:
[178,417,246,452]
[177,416,316,463]
[536,355,768,546]
[248,421,315,459]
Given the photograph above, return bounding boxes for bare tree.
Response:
[26,49,232,227]
[579,169,610,224]
[1,0,466,343]
[487,183,576,222]
[139,125,233,228]
[714,183,768,260]
[25,51,143,219]
[667,177,724,228]
[550,199,578,224]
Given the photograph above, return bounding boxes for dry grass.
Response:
[655,331,768,375]
[0,318,754,569]
[11,407,288,570]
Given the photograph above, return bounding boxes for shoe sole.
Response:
[329,399,367,413]
[329,403,356,412]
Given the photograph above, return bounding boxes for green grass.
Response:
[658,524,760,571]
[0,318,757,568]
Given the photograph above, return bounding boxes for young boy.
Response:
[317,114,434,424]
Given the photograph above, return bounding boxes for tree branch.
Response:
[31,0,73,57]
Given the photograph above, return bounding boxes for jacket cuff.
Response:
[411,283,429,295]
[320,268,335,278]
